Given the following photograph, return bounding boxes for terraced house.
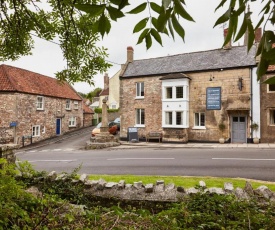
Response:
[0,64,89,146]
[119,31,262,143]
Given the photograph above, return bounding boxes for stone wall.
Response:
[260,74,275,143]
[30,171,275,203]
[0,144,17,164]
[0,92,83,146]
[120,68,251,142]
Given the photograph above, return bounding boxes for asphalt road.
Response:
[15,130,275,181]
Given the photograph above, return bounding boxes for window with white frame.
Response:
[74,101,79,109]
[36,96,44,110]
[66,99,71,110]
[176,86,184,98]
[32,125,40,137]
[268,84,275,92]
[194,112,205,127]
[165,111,173,125]
[176,111,183,125]
[162,79,190,128]
[166,87,173,99]
[136,108,145,126]
[136,82,144,98]
[270,110,275,125]
[69,117,76,127]
[42,126,46,134]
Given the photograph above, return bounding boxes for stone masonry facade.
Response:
[120,68,251,142]
[260,74,275,143]
[0,92,83,146]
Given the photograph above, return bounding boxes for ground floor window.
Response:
[176,112,183,125]
[194,112,205,127]
[270,110,275,125]
[136,109,145,126]
[165,112,173,125]
[69,117,77,127]
[32,125,40,137]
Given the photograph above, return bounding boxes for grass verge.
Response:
[88,175,275,191]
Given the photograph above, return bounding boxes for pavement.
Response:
[16,126,275,151]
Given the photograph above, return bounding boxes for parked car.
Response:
[113,117,120,130]
[91,122,118,137]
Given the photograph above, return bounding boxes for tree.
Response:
[86,87,102,101]
[1,0,275,84]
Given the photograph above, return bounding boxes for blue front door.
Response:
[56,118,61,135]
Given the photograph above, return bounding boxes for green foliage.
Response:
[94,108,119,113]
[1,1,275,84]
[1,161,275,229]
[86,87,102,101]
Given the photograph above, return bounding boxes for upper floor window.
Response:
[268,84,275,92]
[66,99,71,110]
[136,108,145,126]
[165,87,172,99]
[69,117,76,127]
[36,96,44,110]
[32,125,40,137]
[136,82,144,98]
[74,101,79,110]
[176,86,183,98]
[194,112,205,128]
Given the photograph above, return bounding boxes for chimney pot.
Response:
[255,28,262,43]
[127,46,134,62]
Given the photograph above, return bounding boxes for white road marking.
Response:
[212,158,275,161]
[17,159,77,163]
[107,158,175,161]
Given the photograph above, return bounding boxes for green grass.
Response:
[88,175,275,191]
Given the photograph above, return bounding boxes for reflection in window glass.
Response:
[165,112,173,125]
[176,87,183,98]
[166,87,172,99]
[176,112,183,125]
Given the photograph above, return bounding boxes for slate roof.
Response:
[0,64,81,100]
[122,45,257,78]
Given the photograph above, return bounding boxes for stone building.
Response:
[119,44,260,143]
[0,64,88,145]
[260,65,275,143]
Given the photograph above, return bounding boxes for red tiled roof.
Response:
[0,64,81,100]
[83,103,94,114]
[99,88,109,96]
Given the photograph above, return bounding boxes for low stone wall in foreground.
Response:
[38,171,275,203]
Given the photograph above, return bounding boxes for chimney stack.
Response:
[223,28,232,49]
[104,73,109,90]
[127,46,134,62]
[254,27,262,43]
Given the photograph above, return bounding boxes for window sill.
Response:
[135,124,145,128]
[135,97,144,100]
[192,126,206,130]
[163,125,189,128]
[66,109,71,111]
[69,125,76,127]
[36,108,44,111]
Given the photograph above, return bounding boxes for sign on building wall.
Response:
[206,87,221,110]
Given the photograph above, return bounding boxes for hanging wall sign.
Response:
[206,87,221,110]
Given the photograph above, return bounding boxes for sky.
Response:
[2,0,263,94]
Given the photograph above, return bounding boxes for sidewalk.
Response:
[17,126,275,151]
[116,141,275,149]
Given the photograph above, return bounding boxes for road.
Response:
[15,130,275,181]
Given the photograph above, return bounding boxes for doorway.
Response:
[56,118,61,135]
[231,116,246,143]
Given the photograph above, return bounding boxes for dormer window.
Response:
[66,99,71,110]
[36,96,44,110]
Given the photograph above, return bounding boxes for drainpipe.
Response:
[250,67,253,139]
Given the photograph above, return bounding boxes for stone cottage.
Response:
[0,64,89,145]
[260,65,275,143]
[119,40,260,143]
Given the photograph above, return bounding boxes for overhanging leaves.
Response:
[127,3,147,14]
[133,18,149,33]
[74,4,105,17]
